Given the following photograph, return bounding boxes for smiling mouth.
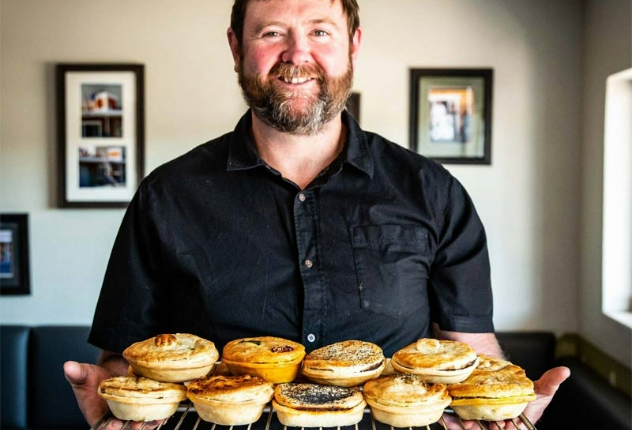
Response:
[279,76,315,84]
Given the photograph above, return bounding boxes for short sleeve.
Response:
[428,176,494,333]
[88,182,167,353]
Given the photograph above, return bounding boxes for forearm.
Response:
[432,323,505,358]
[97,350,129,376]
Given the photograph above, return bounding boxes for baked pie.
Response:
[186,375,274,425]
[301,340,385,387]
[391,338,478,383]
[98,376,186,421]
[221,336,305,383]
[448,355,537,421]
[272,382,366,427]
[363,374,452,427]
[123,333,219,383]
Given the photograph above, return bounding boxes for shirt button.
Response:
[298,193,306,202]
[307,334,316,343]
[304,259,313,268]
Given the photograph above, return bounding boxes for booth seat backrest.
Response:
[1,326,30,429]
[0,325,100,430]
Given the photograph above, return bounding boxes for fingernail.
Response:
[110,420,123,430]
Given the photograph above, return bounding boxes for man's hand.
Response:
[444,366,571,430]
[64,355,166,430]
[63,360,115,428]
[511,365,571,428]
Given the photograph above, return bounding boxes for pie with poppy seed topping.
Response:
[363,374,452,427]
[123,333,219,383]
[301,340,385,387]
[221,336,306,383]
[186,375,274,425]
[448,355,536,421]
[391,338,478,383]
[272,382,366,427]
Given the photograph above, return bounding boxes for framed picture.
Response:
[410,68,493,164]
[0,214,30,295]
[57,64,145,208]
[346,92,361,123]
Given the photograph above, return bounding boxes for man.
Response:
[64,0,569,429]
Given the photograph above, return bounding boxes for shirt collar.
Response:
[226,110,374,178]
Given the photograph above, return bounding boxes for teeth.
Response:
[283,76,310,84]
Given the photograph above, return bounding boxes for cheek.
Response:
[243,47,280,75]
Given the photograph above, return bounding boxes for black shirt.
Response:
[88,111,494,357]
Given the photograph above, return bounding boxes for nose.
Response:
[281,32,311,64]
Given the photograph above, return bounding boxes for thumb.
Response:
[63,361,88,386]
[534,366,571,397]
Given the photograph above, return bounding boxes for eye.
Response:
[313,30,329,37]
[262,31,281,38]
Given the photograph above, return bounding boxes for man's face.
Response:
[229,0,361,135]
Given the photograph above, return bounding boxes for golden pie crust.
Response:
[186,375,274,425]
[391,338,478,383]
[301,340,385,387]
[363,374,452,427]
[272,383,366,427]
[221,336,306,383]
[123,333,219,383]
[98,376,186,421]
[448,355,536,420]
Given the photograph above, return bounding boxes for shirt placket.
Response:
[293,189,324,348]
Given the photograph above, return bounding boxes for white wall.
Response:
[580,0,631,367]
[0,1,585,341]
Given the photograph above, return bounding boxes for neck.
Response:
[251,112,346,189]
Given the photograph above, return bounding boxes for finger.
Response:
[534,366,571,396]
[63,361,88,386]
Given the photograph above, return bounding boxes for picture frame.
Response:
[409,68,493,165]
[57,64,145,208]
[0,214,30,295]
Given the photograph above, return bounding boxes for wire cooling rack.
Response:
[91,404,537,430]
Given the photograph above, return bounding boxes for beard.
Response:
[238,58,353,135]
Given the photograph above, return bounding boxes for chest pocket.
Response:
[350,225,430,319]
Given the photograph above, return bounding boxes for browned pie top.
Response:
[98,376,187,400]
[186,375,274,403]
[122,333,219,369]
[274,383,364,411]
[363,374,451,408]
[448,355,536,400]
[221,336,305,364]
[303,340,384,368]
[392,339,477,371]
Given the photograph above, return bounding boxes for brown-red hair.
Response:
[230,0,360,46]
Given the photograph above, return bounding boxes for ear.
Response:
[227,28,241,72]
[350,27,362,69]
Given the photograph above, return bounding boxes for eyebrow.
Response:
[252,17,340,35]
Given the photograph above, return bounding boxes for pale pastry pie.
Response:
[301,340,385,387]
[221,336,306,383]
[391,338,478,383]
[448,355,537,421]
[123,333,219,383]
[272,382,367,428]
[98,376,186,422]
[363,374,452,427]
[186,375,274,425]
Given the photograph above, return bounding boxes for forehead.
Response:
[244,0,347,29]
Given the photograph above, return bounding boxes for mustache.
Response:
[270,62,324,82]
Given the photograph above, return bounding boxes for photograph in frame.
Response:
[409,68,493,165]
[57,64,145,208]
[0,214,30,296]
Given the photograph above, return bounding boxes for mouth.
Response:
[279,75,316,85]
